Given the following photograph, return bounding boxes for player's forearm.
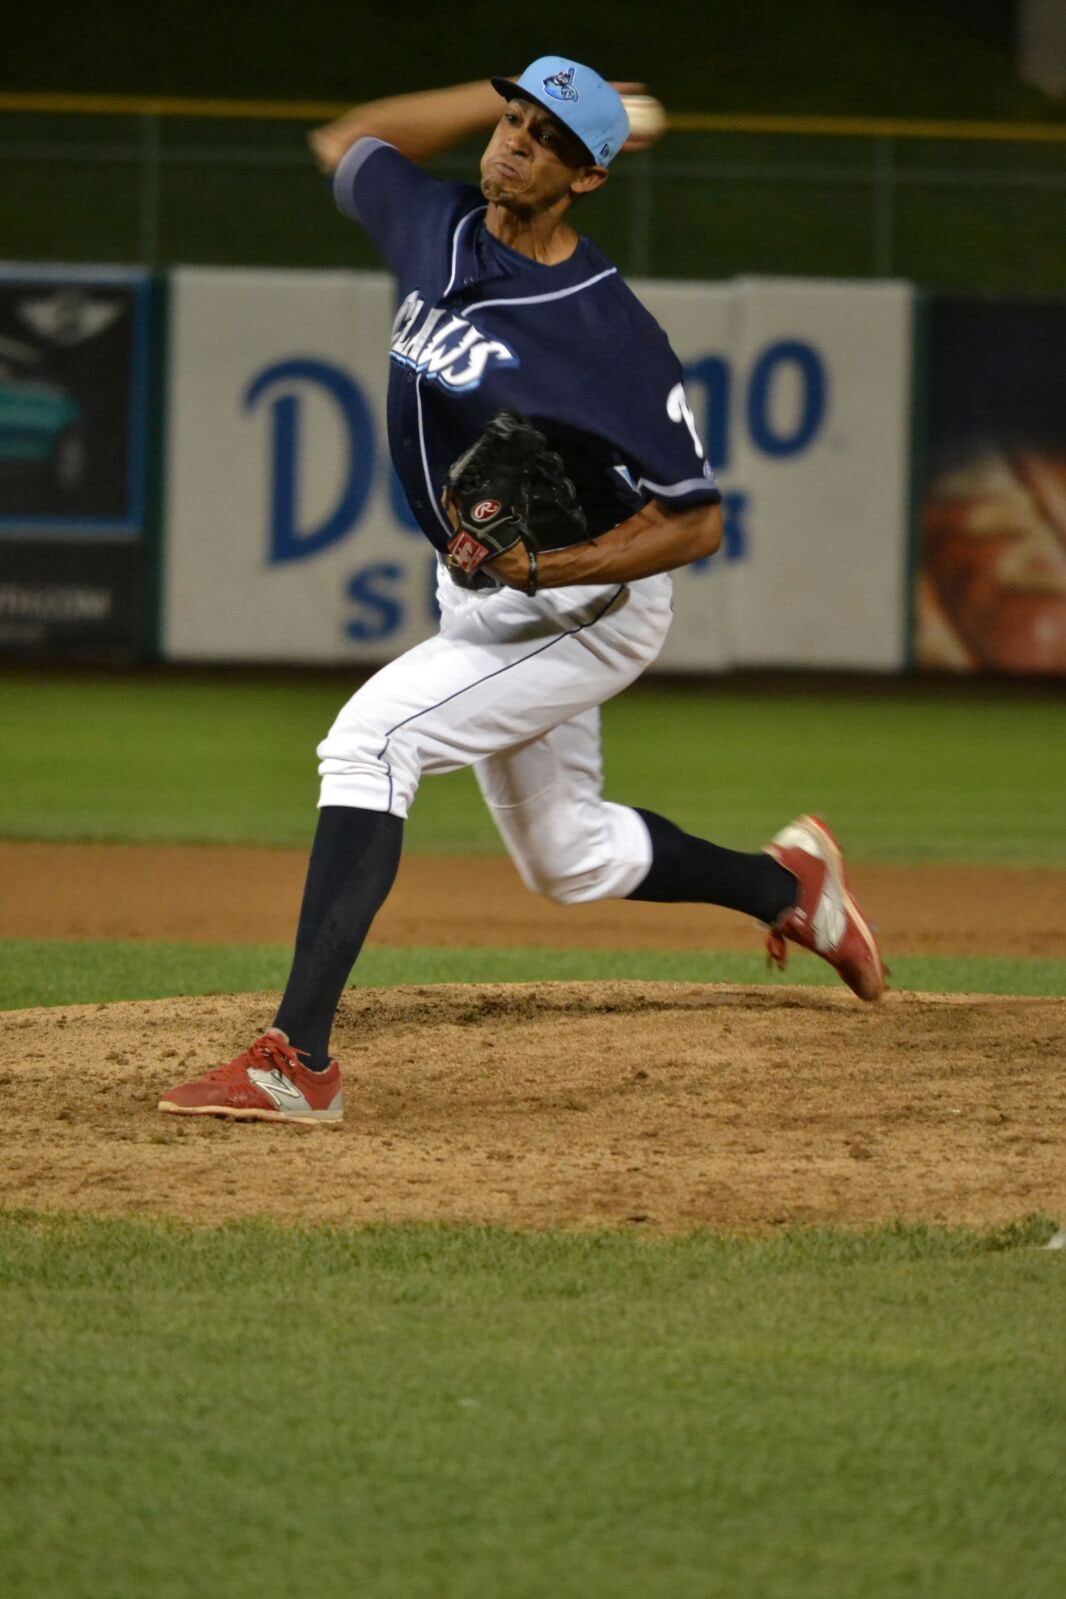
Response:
[309,80,502,172]
[533,501,723,587]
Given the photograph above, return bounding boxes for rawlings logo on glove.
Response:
[443,411,588,588]
[447,530,493,574]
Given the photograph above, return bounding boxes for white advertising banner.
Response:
[164,268,912,670]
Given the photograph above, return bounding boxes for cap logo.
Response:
[472,498,501,523]
[600,141,611,160]
[543,65,578,103]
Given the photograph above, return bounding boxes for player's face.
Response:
[481,99,605,213]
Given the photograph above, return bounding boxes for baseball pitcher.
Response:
[160,57,885,1124]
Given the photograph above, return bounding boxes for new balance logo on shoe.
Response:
[247,1067,305,1108]
[811,890,847,954]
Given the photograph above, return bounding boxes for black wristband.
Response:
[526,545,539,597]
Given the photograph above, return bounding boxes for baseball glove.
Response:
[443,411,588,590]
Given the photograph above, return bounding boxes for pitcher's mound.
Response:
[3,983,1064,1231]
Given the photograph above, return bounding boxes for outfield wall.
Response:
[5,265,1064,674]
[161,270,913,673]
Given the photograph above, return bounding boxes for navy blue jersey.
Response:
[335,138,720,552]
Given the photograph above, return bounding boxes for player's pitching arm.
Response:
[310,81,508,171]
[487,499,723,589]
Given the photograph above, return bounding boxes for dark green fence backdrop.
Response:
[2,106,1065,292]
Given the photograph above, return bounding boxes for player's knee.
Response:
[316,713,379,774]
[316,715,416,817]
[537,862,617,906]
[500,824,625,905]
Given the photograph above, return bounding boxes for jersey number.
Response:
[666,383,706,461]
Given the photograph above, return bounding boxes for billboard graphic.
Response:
[0,266,156,657]
[651,276,913,671]
[163,268,914,672]
[917,299,1066,674]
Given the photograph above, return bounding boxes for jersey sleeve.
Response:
[590,314,721,510]
[332,139,471,275]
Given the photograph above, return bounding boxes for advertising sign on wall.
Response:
[916,298,1066,674]
[163,267,913,673]
[164,270,412,665]
[0,266,156,657]
[648,276,913,671]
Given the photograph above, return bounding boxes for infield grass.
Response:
[3,938,1065,1010]
[1,1212,1063,1599]
[3,672,1065,863]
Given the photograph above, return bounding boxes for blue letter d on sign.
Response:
[243,358,375,564]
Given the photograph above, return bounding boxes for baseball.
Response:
[622,93,667,144]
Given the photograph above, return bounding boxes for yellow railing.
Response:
[2,90,1064,284]
[3,89,1066,143]
[0,91,347,121]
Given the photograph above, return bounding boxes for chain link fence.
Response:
[2,102,1065,291]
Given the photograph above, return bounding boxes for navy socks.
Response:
[274,806,404,1070]
[627,808,796,924]
[277,803,794,1070]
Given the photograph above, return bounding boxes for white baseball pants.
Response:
[317,566,673,905]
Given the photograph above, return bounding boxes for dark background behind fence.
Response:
[3,0,1065,291]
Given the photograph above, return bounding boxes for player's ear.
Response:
[571,165,609,198]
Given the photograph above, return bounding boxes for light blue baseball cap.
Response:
[491,57,630,167]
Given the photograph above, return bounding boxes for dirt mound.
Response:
[3,983,1063,1232]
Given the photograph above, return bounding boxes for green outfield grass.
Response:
[4,673,1065,1595]
[3,938,1064,1010]
[1,1213,1063,1599]
[3,672,1065,862]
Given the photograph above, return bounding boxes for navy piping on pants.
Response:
[374,585,627,813]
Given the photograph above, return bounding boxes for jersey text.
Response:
[390,292,519,393]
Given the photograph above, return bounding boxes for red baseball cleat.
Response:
[762,815,887,1001]
[158,1030,343,1123]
